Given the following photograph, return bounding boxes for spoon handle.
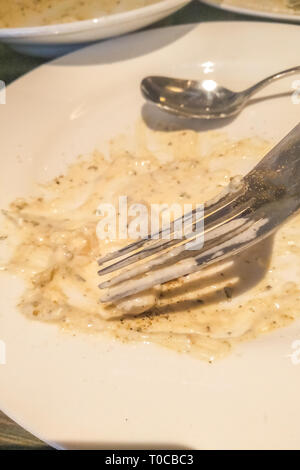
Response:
[244,66,300,97]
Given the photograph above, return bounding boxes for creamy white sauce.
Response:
[3,123,300,362]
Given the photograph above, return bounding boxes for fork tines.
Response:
[97,181,253,302]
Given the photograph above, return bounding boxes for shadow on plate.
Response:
[50,23,196,67]
[129,236,274,319]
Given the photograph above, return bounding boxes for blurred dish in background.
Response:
[0,0,190,58]
[0,0,162,28]
[199,0,300,22]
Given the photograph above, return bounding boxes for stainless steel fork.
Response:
[98,122,300,303]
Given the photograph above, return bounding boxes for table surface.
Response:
[0,0,294,450]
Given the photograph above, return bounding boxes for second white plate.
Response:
[0,0,190,58]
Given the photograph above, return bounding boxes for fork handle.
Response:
[247,122,300,198]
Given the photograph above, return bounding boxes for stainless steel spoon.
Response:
[141,66,300,119]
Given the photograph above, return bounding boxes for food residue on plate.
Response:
[0,0,161,28]
[2,122,300,362]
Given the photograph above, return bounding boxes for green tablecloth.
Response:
[0,0,292,450]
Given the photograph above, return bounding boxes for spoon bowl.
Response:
[141,76,245,119]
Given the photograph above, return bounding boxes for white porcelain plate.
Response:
[200,0,300,22]
[1,22,300,450]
